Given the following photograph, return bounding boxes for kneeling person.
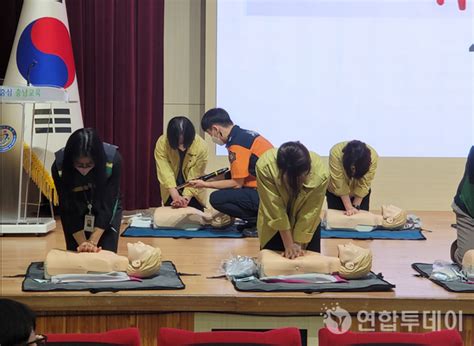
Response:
[155,116,208,210]
[256,141,329,258]
[191,108,273,229]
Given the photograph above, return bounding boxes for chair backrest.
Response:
[318,328,463,346]
[46,327,141,346]
[158,327,302,346]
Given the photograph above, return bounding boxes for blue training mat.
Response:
[321,228,426,240]
[122,225,244,238]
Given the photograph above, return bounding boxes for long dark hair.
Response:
[0,298,36,345]
[342,140,371,179]
[277,141,311,194]
[167,116,196,150]
[61,128,106,208]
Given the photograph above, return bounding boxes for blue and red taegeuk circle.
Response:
[17,17,76,88]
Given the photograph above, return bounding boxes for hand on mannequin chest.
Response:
[259,243,373,279]
[325,205,407,230]
[44,241,162,279]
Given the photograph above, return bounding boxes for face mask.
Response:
[74,156,95,176]
[77,167,93,176]
[210,128,225,146]
[211,135,225,146]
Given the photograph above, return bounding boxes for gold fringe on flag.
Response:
[22,143,58,206]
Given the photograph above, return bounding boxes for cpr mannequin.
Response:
[325,205,407,230]
[44,241,161,279]
[153,206,232,229]
[462,250,474,280]
[259,243,372,279]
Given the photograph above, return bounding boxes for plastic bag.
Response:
[221,255,258,280]
[429,260,463,281]
[403,214,422,230]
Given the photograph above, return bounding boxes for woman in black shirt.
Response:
[52,128,122,253]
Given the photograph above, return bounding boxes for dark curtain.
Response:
[0,0,164,209]
[0,1,22,81]
[66,0,164,209]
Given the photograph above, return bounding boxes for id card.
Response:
[84,214,95,233]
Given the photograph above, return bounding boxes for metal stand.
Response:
[0,86,68,235]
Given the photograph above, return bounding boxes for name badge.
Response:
[84,214,95,233]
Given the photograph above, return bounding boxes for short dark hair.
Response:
[0,299,36,345]
[201,108,234,131]
[277,141,311,193]
[166,116,196,150]
[342,140,371,179]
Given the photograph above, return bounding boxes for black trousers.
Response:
[165,196,204,211]
[210,187,259,224]
[63,206,122,253]
[262,223,321,253]
[326,190,371,211]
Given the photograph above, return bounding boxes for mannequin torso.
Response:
[44,249,128,279]
[325,205,406,230]
[44,242,162,279]
[259,250,340,276]
[259,243,372,279]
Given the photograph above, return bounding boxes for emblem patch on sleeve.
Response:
[228,150,236,163]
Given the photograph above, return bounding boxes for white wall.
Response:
[165,0,467,211]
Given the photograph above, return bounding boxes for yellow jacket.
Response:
[327,141,378,198]
[256,148,329,248]
[154,134,208,205]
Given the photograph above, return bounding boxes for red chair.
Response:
[46,327,141,346]
[158,327,302,346]
[318,327,463,346]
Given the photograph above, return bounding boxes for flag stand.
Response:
[0,86,68,235]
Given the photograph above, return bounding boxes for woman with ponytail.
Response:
[256,141,329,259]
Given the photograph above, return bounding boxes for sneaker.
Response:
[236,221,256,232]
[242,228,258,238]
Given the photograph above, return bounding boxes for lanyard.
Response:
[82,183,94,215]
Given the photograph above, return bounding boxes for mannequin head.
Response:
[126,242,162,278]
[380,204,407,229]
[337,243,372,279]
[462,249,474,280]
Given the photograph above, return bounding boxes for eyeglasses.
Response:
[25,334,48,345]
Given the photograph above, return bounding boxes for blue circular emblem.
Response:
[0,125,17,153]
